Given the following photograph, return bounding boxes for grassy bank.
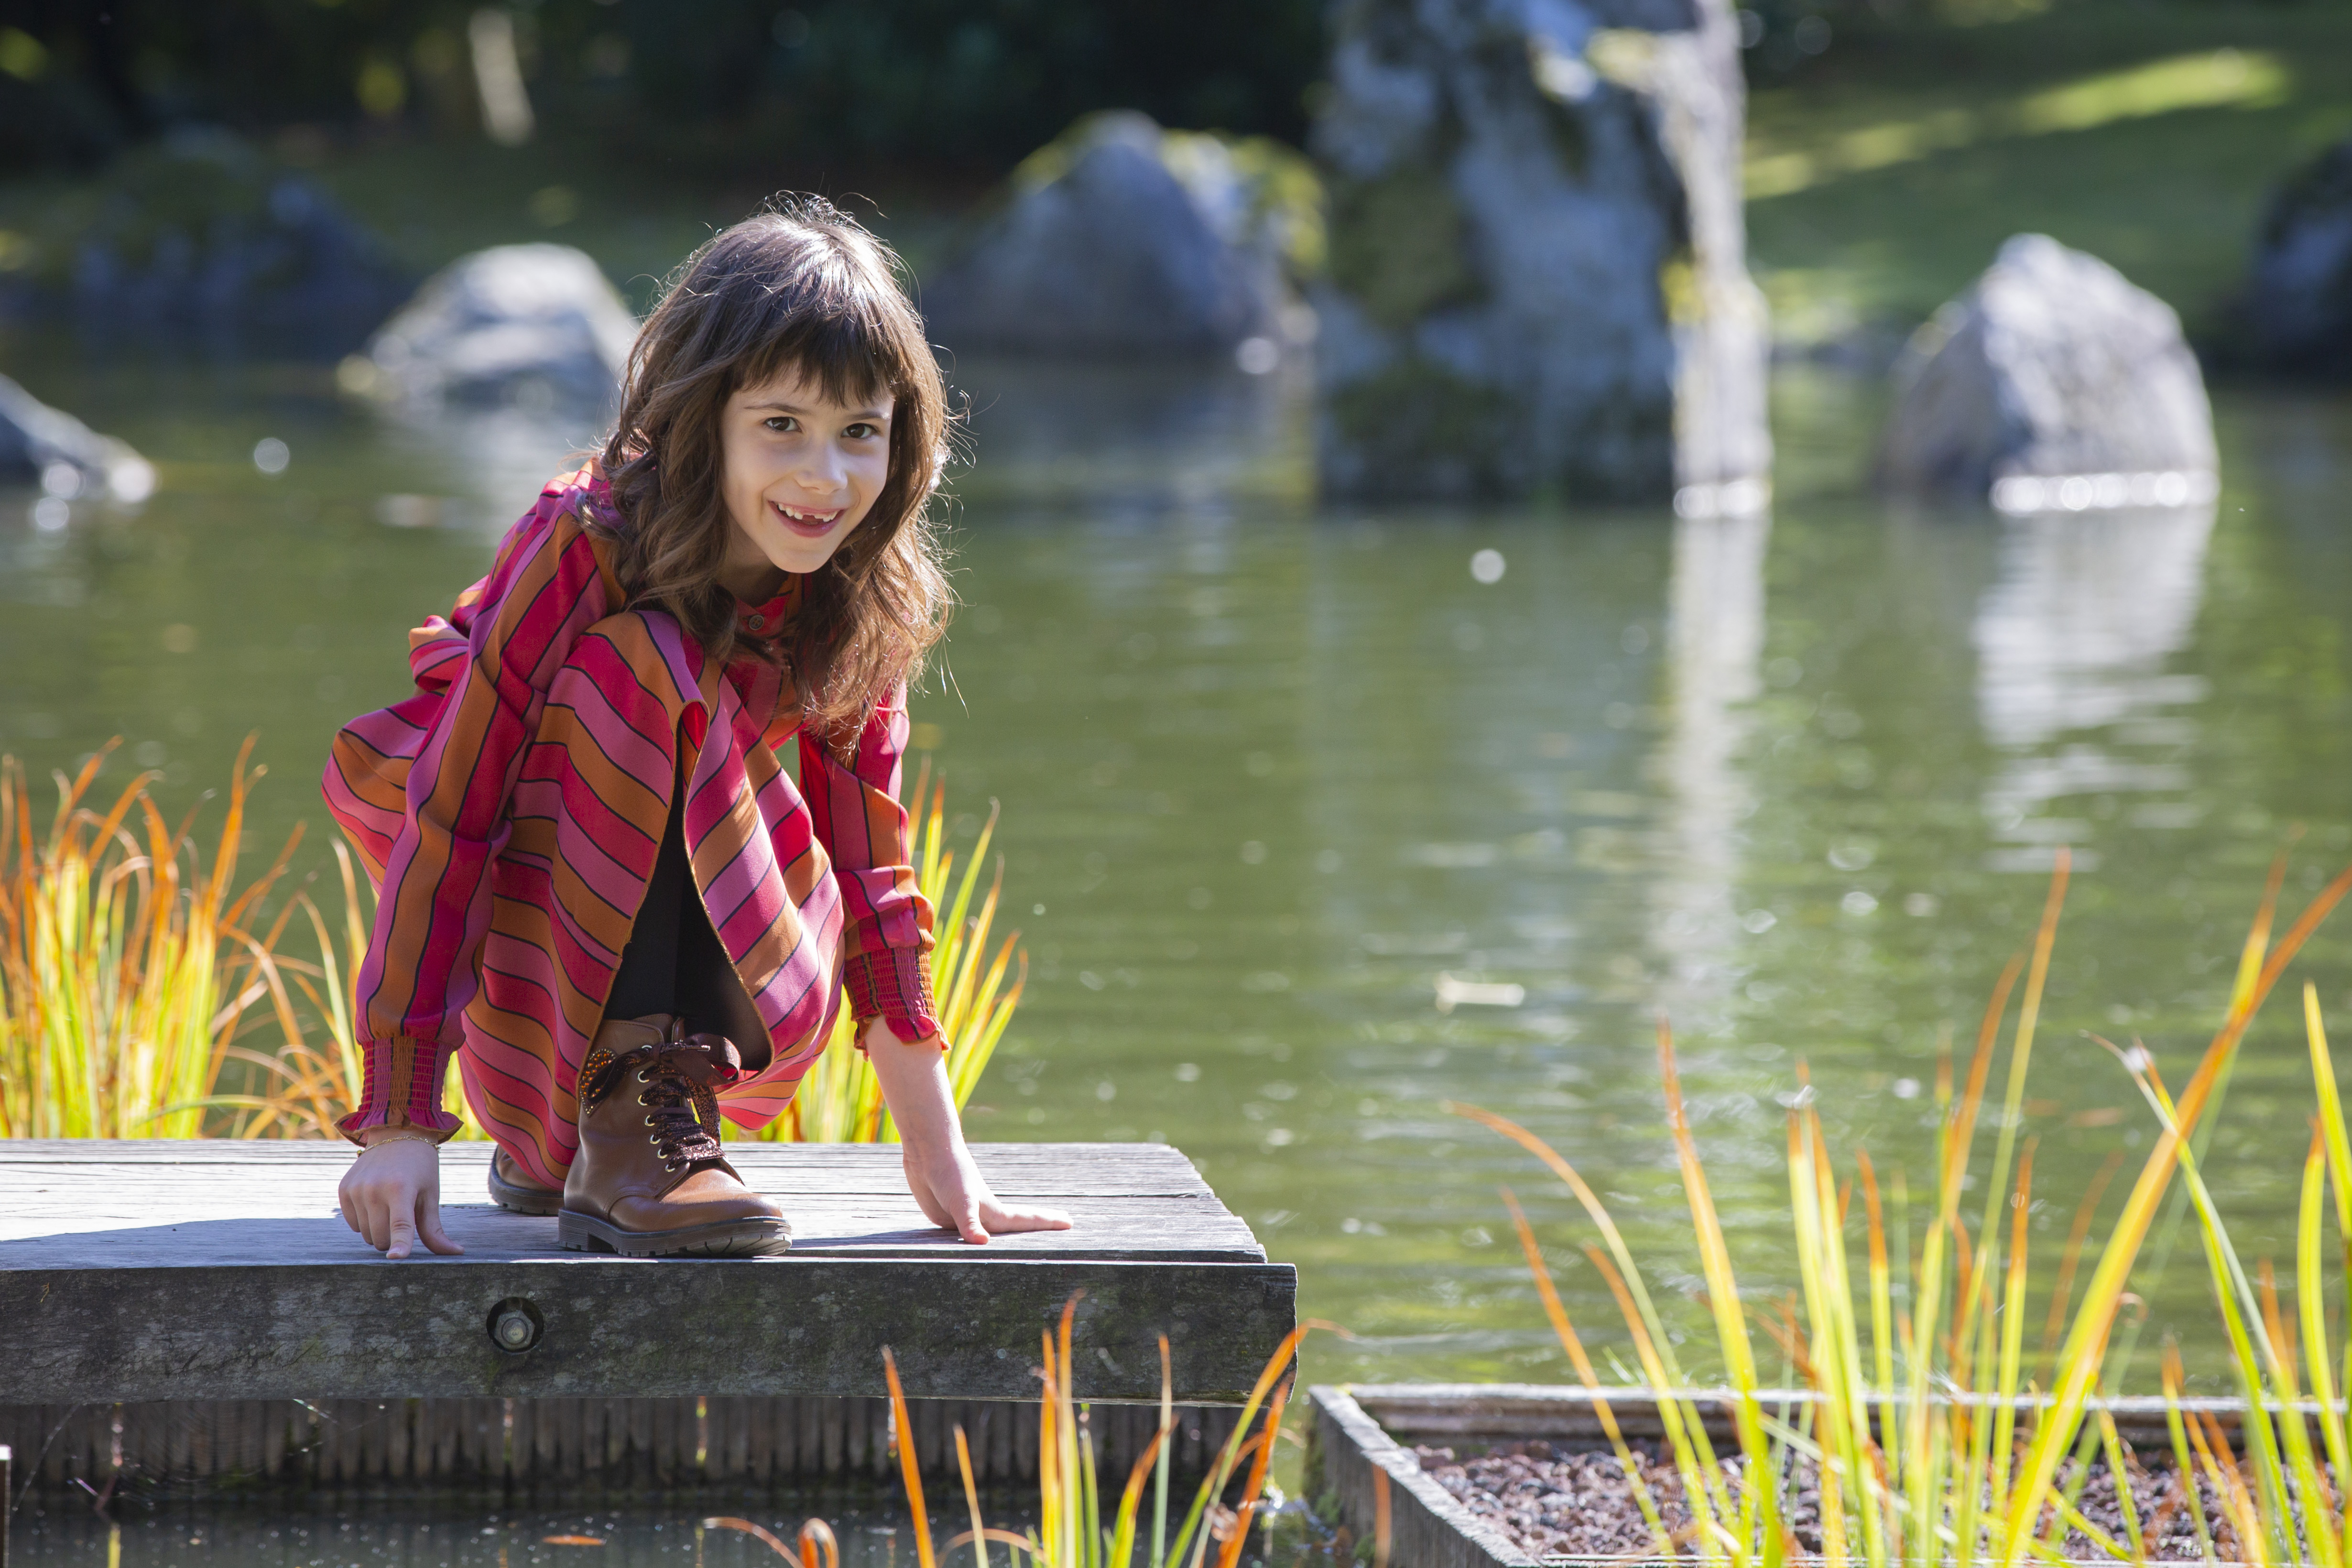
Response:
[1747,0,2352,348]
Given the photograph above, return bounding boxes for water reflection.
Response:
[3,334,2351,1396]
[947,354,1309,517]
[1648,512,1770,1032]
[12,1504,916,1567]
[370,402,605,534]
[1972,503,2216,870]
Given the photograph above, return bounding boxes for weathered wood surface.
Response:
[0,1143,1293,1406]
[1346,1381,2295,1452]
[1308,1388,1528,1568]
[0,1395,1245,1499]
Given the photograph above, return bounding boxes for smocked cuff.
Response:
[843,947,944,1048]
[335,1032,465,1147]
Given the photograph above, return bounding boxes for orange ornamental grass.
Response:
[758,758,1027,1144]
[879,1298,1321,1568]
[1,738,1026,1145]
[0,737,317,1138]
[1460,849,2352,1568]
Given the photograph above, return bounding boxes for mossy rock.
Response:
[1324,162,1480,333]
[1008,109,1327,283]
[1324,352,1517,496]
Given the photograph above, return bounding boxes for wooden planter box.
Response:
[1306,1383,2289,1568]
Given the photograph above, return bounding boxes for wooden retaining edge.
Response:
[0,1396,1241,1502]
[1308,1385,2314,1568]
[1308,1387,1530,1568]
[1344,1382,2324,1452]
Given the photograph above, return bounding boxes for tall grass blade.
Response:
[2000,862,2352,1565]
[881,1348,937,1568]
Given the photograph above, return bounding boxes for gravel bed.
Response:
[1414,1438,2256,1562]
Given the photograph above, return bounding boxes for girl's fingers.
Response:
[417,1199,466,1256]
[983,1202,1074,1234]
[385,1213,417,1260]
[952,1189,991,1245]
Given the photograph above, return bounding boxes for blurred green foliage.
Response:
[0,0,1326,178]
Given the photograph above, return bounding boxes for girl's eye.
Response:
[764,416,799,434]
[844,422,879,440]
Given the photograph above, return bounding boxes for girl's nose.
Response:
[795,442,848,490]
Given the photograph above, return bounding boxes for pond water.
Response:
[6,333,2352,1408]
[9,1499,1037,1567]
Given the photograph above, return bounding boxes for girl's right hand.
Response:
[338,1134,465,1259]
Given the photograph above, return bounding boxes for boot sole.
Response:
[487,1162,564,1217]
[557,1209,792,1258]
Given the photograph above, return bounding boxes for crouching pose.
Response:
[328,198,1071,1259]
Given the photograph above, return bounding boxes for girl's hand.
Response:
[338,1132,465,1259]
[863,1018,1075,1244]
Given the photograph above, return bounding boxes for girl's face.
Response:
[718,364,894,589]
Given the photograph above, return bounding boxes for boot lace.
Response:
[634,1053,729,1175]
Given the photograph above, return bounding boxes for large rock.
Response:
[1311,0,1770,503]
[0,374,154,503]
[343,244,639,410]
[1880,235,2216,504]
[2244,138,2352,378]
[0,129,410,358]
[921,113,1311,358]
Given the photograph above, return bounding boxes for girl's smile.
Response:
[772,500,846,536]
[718,365,894,596]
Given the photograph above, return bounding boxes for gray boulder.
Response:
[1311,0,1771,503]
[0,374,155,503]
[1880,235,2216,503]
[922,113,1302,358]
[344,244,639,409]
[2244,139,2352,377]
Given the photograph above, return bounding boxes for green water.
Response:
[7,336,2352,1401]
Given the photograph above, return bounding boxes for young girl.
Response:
[329,197,1071,1259]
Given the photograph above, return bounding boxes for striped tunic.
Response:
[322,466,938,1181]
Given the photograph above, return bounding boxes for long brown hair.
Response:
[595,195,950,734]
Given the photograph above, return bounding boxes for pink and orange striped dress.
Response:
[323,465,939,1186]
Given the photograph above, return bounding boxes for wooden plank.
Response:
[0,1141,1293,1407]
[0,1142,1264,1264]
[0,1141,1220,1195]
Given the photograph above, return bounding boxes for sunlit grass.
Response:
[703,1308,1314,1568]
[2,741,1020,1146]
[1747,50,2288,200]
[894,1298,1312,1568]
[0,738,317,1138]
[757,760,1026,1143]
[1461,849,2352,1566]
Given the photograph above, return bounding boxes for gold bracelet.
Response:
[356,1131,439,1155]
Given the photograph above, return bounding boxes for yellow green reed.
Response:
[1462,851,2352,1568]
[0,738,308,1139]
[757,758,1025,1143]
[3,740,1023,1146]
[877,1296,1314,1568]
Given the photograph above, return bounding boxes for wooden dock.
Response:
[0,1141,1294,1408]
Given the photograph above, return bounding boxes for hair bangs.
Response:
[735,289,903,412]
[595,194,952,739]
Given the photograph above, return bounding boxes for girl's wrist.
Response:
[356,1128,439,1153]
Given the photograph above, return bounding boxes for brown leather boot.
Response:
[488,1148,562,1216]
[556,1014,791,1257]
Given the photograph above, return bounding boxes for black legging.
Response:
[604,771,770,1068]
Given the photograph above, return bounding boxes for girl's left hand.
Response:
[900,1134,1075,1244]
[862,1017,1075,1244]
